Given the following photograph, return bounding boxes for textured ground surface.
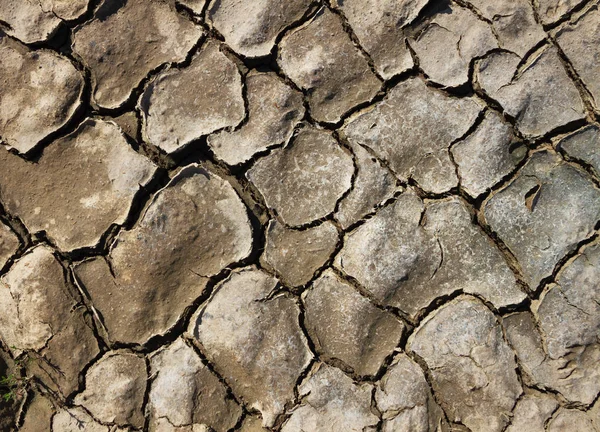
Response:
[1,0,600,431]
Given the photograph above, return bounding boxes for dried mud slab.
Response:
[0,222,18,269]
[330,0,428,79]
[140,40,244,154]
[52,406,131,432]
[376,353,447,432]
[191,268,313,427]
[409,3,497,88]
[546,407,600,432]
[281,363,378,432]
[408,297,522,432]
[0,119,156,251]
[72,0,203,109]
[503,242,600,404]
[342,78,481,193]
[261,220,338,287]
[207,0,312,58]
[464,0,546,56]
[475,47,586,137]
[557,125,600,177]
[0,35,84,154]
[208,71,304,166]
[278,8,381,124]
[336,192,525,317]
[74,351,147,429]
[537,0,589,25]
[247,127,354,227]
[484,151,600,288]
[148,338,241,432]
[335,142,399,229]
[41,0,90,21]
[20,393,56,432]
[452,111,526,198]
[0,246,99,398]
[505,393,558,432]
[303,270,404,377]
[556,6,600,109]
[75,165,252,345]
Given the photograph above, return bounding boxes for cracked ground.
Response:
[0,0,600,431]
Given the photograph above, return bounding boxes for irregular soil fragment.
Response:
[75,164,252,345]
[505,393,558,432]
[140,40,245,154]
[484,150,600,288]
[475,47,586,137]
[376,353,448,432]
[452,110,526,198]
[261,220,338,287]
[0,119,156,251]
[74,351,147,428]
[191,268,313,427]
[72,0,203,109]
[208,71,304,166]
[336,192,525,317]
[303,269,404,377]
[148,338,241,431]
[342,78,481,193]
[207,0,312,58]
[247,127,354,227]
[278,8,381,124]
[0,246,99,398]
[281,363,378,432]
[408,296,522,432]
[0,35,84,154]
[331,0,428,79]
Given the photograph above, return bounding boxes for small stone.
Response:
[75,164,253,345]
[0,223,18,269]
[208,71,304,165]
[557,125,600,177]
[505,393,558,432]
[0,246,99,398]
[484,151,600,288]
[140,40,244,154]
[191,268,312,427]
[20,393,55,432]
[52,407,112,432]
[556,6,600,110]
[336,192,525,317]
[331,0,428,79]
[408,297,522,432]
[376,354,447,432]
[148,338,241,431]
[537,0,588,25]
[547,408,600,432]
[452,110,526,198]
[261,221,338,287]
[0,35,84,154]
[247,127,354,226]
[282,363,378,432]
[303,270,404,377]
[278,8,381,124]
[207,0,312,58]
[475,46,586,137]
[342,78,481,193]
[0,0,60,43]
[335,142,399,229]
[409,4,497,88]
[75,351,147,428]
[72,0,202,109]
[465,0,546,56]
[0,119,156,251]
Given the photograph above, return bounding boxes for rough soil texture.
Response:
[1,0,600,431]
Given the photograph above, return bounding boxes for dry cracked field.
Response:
[0,0,600,431]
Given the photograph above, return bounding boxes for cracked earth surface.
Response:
[0,0,600,431]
